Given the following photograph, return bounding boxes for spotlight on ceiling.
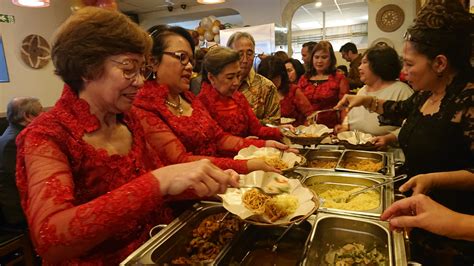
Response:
[315,1,322,8]
[197,0,225,4]
[12,0,50,8]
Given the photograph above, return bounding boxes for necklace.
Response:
[165,96,184,115]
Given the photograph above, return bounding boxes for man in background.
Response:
[340,42,364,90]
[0,97,42,229]
[301,41,317,70]
[227,32,280,125]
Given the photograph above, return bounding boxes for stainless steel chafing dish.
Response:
[302,212,407,266]
[120,202,244,266]
[335,150,395,177]
[299,149,343,171]
[303,171,392,218]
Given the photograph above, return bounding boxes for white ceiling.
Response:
[118,0,368,31]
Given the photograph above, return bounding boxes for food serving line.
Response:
[121,128,410,265]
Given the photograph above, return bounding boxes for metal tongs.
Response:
[307,108,341,124]
[271,219,304,252]
[239,185,284,196]
[334,174,408,203]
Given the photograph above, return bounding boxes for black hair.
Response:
[285,58,305,83]
[339,42,358,54]
[257,56,290,95]
[363,45,401,81]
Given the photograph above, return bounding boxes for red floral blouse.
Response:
[15,85,175,265]
[197,82,282,140]
[133,81,264,168]
[279,84,314,126]
[298,72,349,128]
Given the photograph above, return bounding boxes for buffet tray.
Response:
[302,171,391,218]
[302,212,407,266]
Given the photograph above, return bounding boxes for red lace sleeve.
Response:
[293,86,314,116]
[18,132,163,262]
[132,106,251,173]
[241,96,282,140]
[338,74,350,100]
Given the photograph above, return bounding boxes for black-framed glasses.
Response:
[110,59,154,80]
[162,51,194,66]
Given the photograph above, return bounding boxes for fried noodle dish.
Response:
[171,213,242,264]
[265,157,289,170]
[309,159,338,169]
[341,158,383,172]
[242,189,298,222]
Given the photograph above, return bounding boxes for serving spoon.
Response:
[334,174,408,203]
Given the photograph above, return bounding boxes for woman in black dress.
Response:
[336,1,473,264]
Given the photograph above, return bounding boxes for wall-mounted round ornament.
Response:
[20,34,51,69]
[376,4,405,32]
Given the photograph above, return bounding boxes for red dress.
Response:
[279,84,314,126]
[298,72,349,128]
[197,82,282,140]
[15,85,175,265]
[133,81,265,167]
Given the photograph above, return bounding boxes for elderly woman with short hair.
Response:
[197,47,284,139]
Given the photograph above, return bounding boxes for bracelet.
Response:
[369,96,378,113]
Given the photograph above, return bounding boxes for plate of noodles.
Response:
[219,171,319,226]
[283,124,333,146]
[234,146,306,172]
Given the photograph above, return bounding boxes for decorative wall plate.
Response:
[20,34,51,69]
[376,4,405,32]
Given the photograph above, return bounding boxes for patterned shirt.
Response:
[239,68,281,125]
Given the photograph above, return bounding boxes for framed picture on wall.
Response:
[0,35,10,83]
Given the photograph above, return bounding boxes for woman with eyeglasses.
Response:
[133,25,287,173]
[298,41,350,128]
[336,1,473,264]
[15,8,240,264]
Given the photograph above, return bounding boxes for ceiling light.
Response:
[315,1,322,7]
[12,0,50,7]
[197,0,226,4]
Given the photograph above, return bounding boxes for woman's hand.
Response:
[334,124,349,133]
[399,173,435,195]
[381,194,464,239]
[153,159,239,197]
[334,95,372,111]
[265,140,299,154]
[245,136,259,139]
[247,158,281,173]
[372,133,397,149]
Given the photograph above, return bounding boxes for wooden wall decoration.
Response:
[20,34,51,69]
[376,4,405,32]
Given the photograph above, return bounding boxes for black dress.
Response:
[379,75,474,265]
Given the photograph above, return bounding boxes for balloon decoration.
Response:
[70,0,118,12]
[195,16,229,47]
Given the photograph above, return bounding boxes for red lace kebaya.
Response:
[16,85,177,265]
[279,84,314,126]
[298,72,349,128]
[197,82,282,140]
[133,81,265,168]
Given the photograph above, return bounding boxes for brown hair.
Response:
[52,7,152,93]
[306,41,337,77]
[202,47,240,83]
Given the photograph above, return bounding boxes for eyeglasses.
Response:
[110,59,154,80]
[238,50,256,60]
[162,51,194,66]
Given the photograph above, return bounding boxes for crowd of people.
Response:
[0,0,472,264]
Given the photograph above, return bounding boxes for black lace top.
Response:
[379,75,474,215]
